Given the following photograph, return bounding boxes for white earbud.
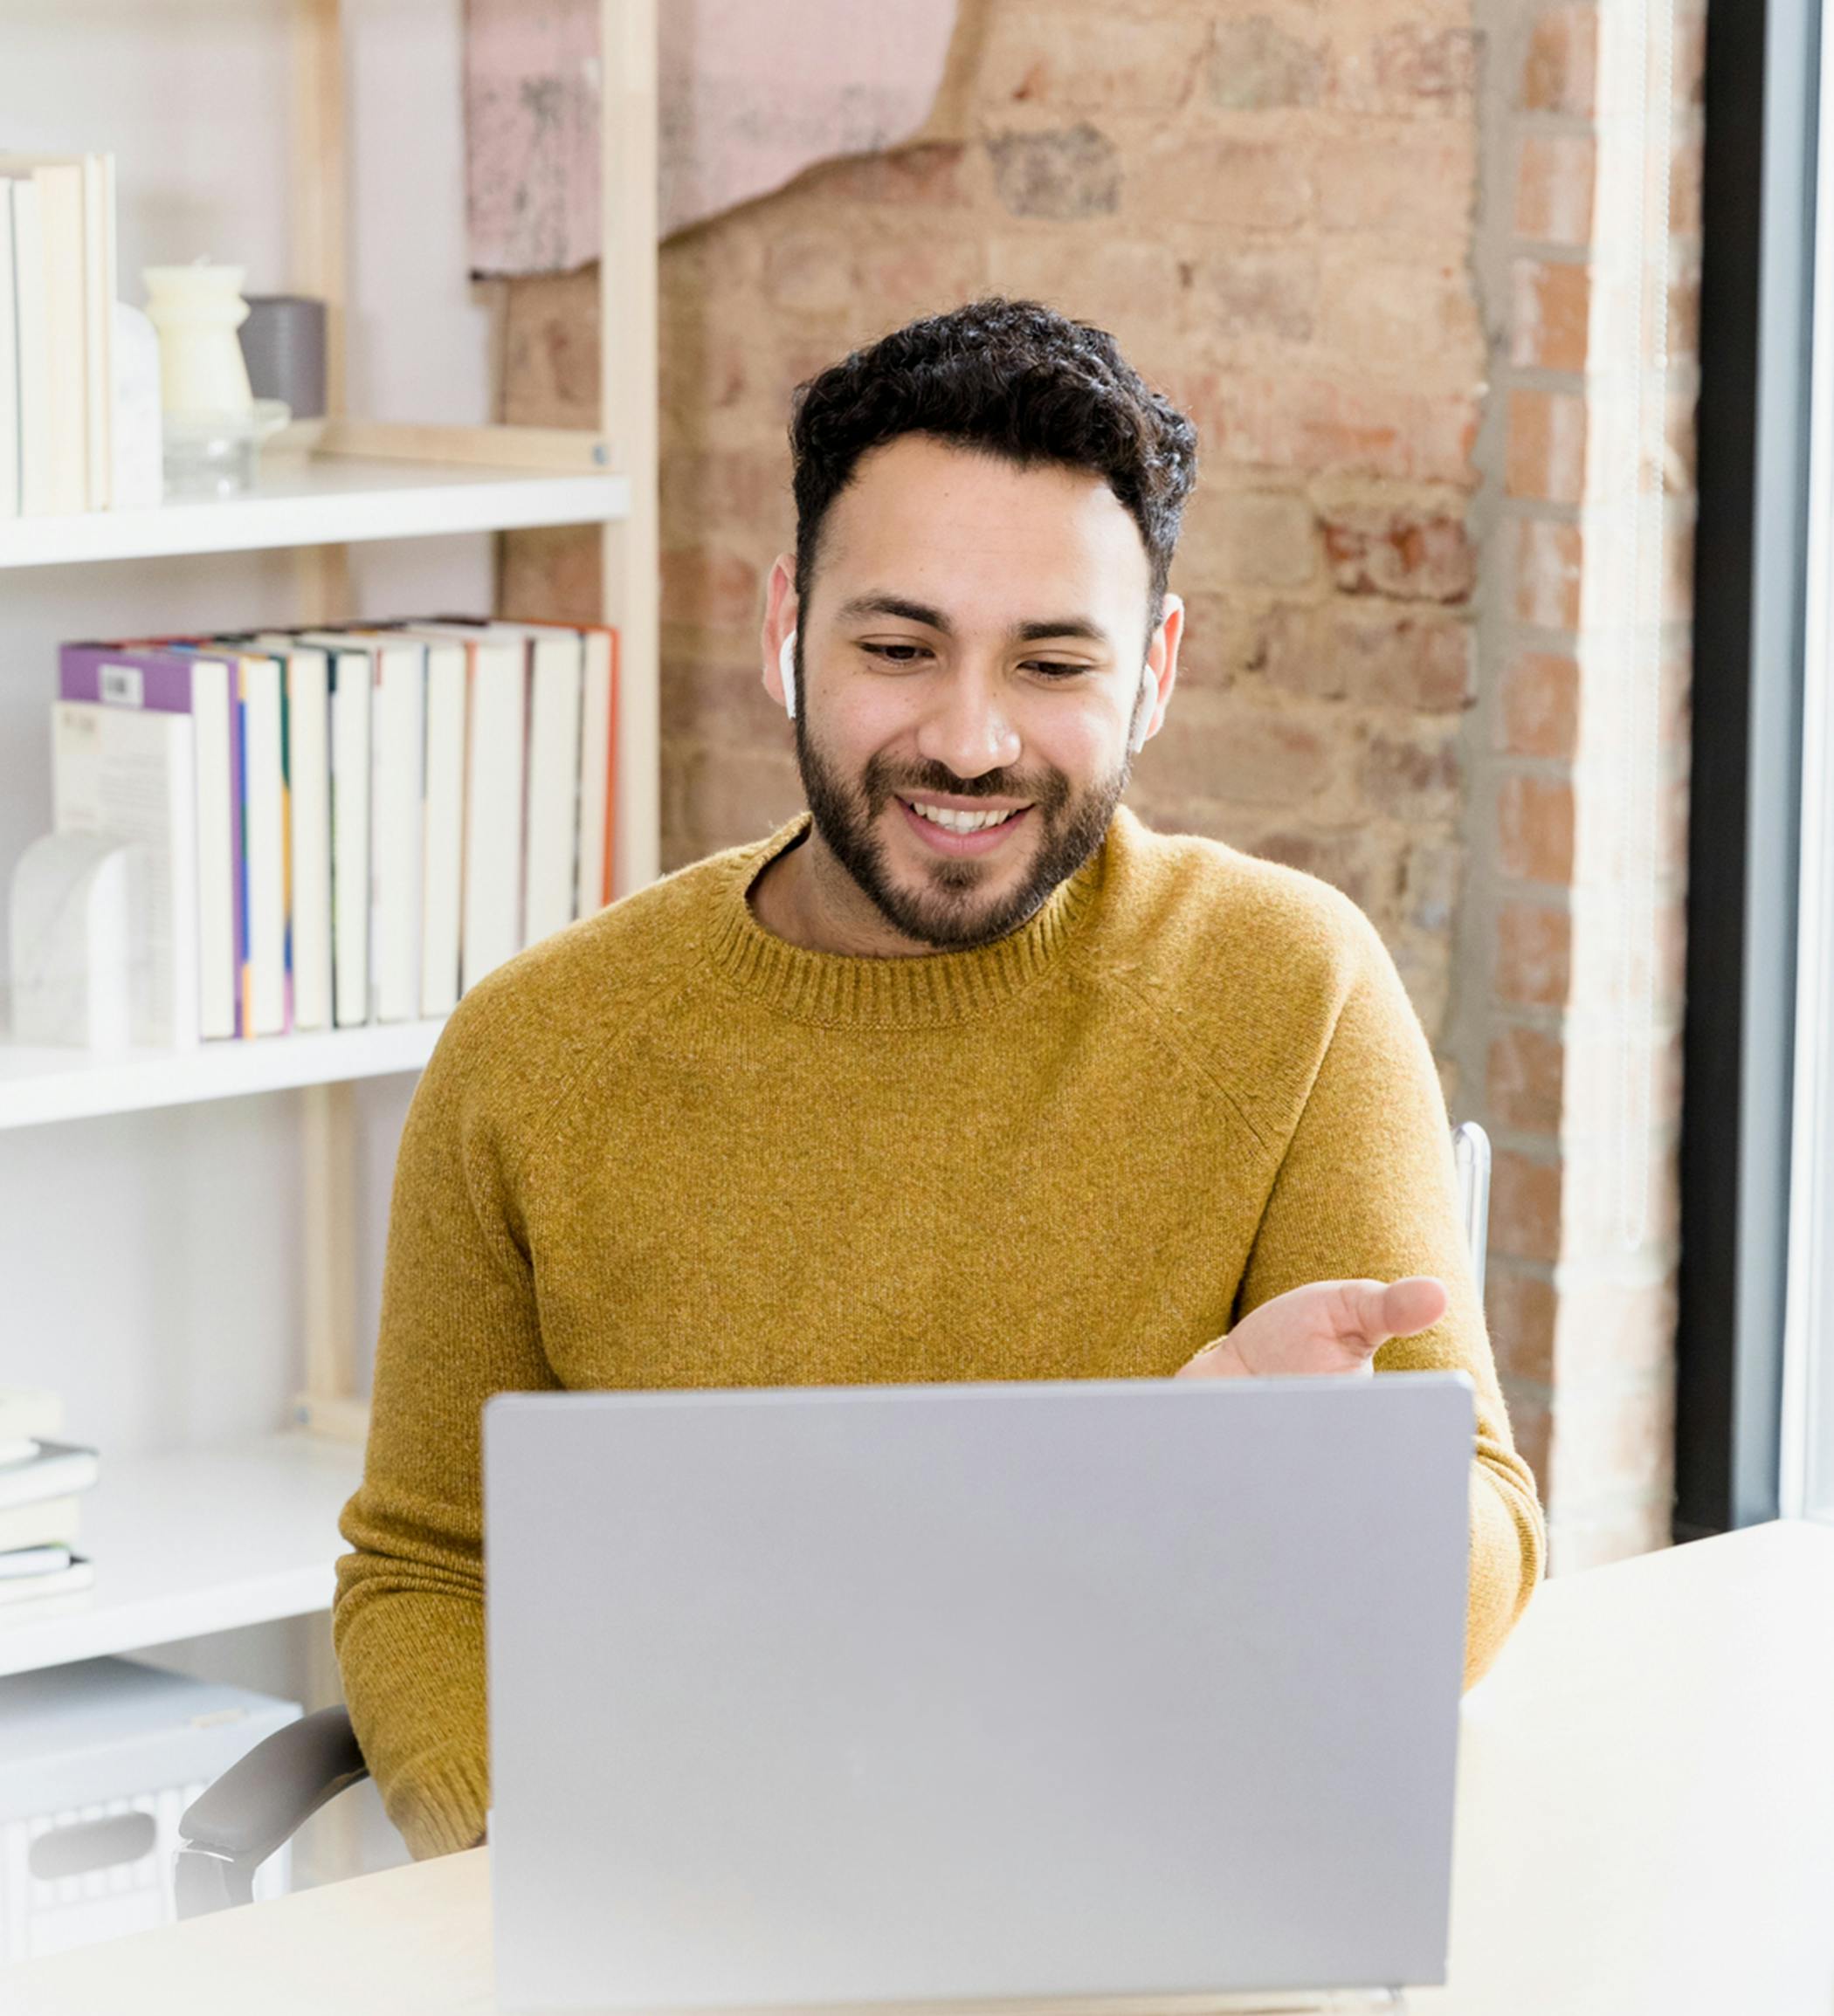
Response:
[778,630,798,719]
[1129,678,1154,754]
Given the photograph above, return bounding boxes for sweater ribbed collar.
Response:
[704,806,1119,1026]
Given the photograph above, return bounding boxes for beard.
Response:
[792,697,1132,953]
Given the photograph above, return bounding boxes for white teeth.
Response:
[907,800,1021,834]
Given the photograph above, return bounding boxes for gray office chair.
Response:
[173,1121,1493,1916]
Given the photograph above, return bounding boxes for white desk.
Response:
[8,1520,1833,2016]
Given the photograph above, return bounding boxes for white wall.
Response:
[1,0,501,1880]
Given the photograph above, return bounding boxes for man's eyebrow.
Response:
[833,595,1111,647]
[834,594,953,631]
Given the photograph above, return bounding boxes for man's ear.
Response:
[761,554,799,717]
[1133,592,1184,753]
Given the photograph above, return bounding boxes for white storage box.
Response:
[0,1655,300,1964]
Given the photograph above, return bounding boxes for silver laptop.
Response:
[482,1374,1473,2014]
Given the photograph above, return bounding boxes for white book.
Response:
[0,1494,83,1553]
[325,634,425,1024]
[51,700,200,1048]
[473,623,581,946]
[81,151,114,513]
[390,630,466,1017]
[258,637,333,1032]
[31,162,86,516]
[231,651,287,1036]
[0,183,17,519]
[0,1554,93,1607]
[414,624,527,994]
[324,642,373,1028]
[10,176,50,517]
[0,1441,99,1510]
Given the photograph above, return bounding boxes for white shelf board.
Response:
[0,1017,445,1131]
[0,1433,365,1679]
[0,457,630,568]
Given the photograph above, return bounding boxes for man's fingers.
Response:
[1362,1275,1449,1344]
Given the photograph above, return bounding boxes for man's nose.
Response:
[915,665,1022,780]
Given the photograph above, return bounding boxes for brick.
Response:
[1166,593,1266,693]
[661,449,793,544]
[1486,1263,1558,1387]
[987,124,1121,218]
[817,143,969,208]
[1134,703,1332,808]
[1510,258,1590,373]
[1323,508,1476,604]
[1194,249,1320,341]
[1515,132,1596,247]
[1331,26,1479,118]
[1548,1505,1673,1575]
[1208,17,1324,110]
[1498,774,1576,884]
[855,233,989,317]
[669,742,805,856]
[762,229,858,315]
[1504,1383,1553,1500]
[499,523,605,626]
[660,546,763,630]
[1129,134,1311,231]
[1182,374,1479,485]
[1316,132,1475,239]
[1494,900,1571,1007]
[1251,825,1395,912]
[500,267,601,427]
[982,10,1210,114]
[1511,519,1584,632]
[1506,389,1589,505]
[1401,836,1462,934]
[1550,1276,1679,1383]
[1357,724,1462,820]
[1487,1025,1565,1134]
[1322,257,1482,371]
[1498,650,1580,759]
[1522,5,1597,116]
[989,234,1183,341]
[1262,606,1473,712]
[1491,1147,1562,1263]
[1552,1373,1675,1506]
[1179,488,1320,590]
[660,656,796,749]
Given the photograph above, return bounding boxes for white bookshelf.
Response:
[0,1434,364,1681]
[0,457,631,571]
[0,1015,447,1132]
[0,0,659,1750]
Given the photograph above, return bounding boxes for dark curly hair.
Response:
[788,298,1199,633]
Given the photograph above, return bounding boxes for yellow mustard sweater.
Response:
[334,804,1545,1861]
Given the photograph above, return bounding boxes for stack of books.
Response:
[0,1390,98,1607]
[1,150,117,518]
[45,616,620,1045]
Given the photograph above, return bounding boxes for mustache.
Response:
[863,757,1072,814]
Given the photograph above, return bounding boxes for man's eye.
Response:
[863,643,930,664]
[1025,662,1086,679]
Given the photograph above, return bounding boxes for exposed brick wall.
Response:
[493,0,1705,1572]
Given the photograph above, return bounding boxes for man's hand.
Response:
[1175,1276,1449,1381]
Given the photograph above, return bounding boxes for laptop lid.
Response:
[484,1374,1472,2013]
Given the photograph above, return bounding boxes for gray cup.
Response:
[238,295,328,418]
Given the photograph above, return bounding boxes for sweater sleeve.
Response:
[332,995,558,1859]
[1233,907,1547,1686]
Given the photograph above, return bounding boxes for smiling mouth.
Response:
[898,797,1030,836]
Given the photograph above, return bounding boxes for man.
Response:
[334,298,1545,1862]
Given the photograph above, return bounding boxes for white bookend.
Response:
[9,177,50,518]
[260,638,333,1032]
[576,628,616,916]
[0,185,17,519]
[233,653,286,1036]
[394,631,465,1017]
[49,702,200,1048]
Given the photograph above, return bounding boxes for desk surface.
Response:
[9,1519,1834,2016]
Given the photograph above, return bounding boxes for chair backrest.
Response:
[1451,1119,1492,1304]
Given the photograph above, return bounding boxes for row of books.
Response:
[0,1389,98,1610]
[50,617,620,1044]
[1,150,117,519]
